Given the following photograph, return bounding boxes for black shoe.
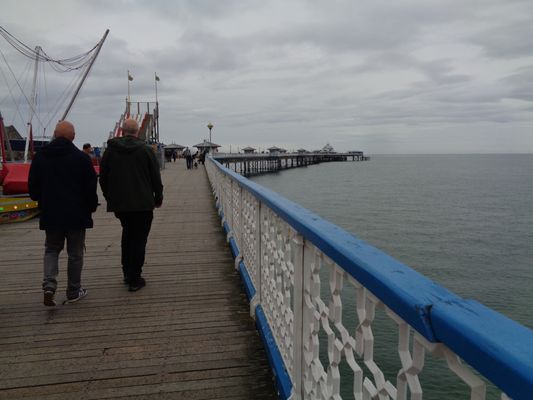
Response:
[63,288,88,304]
[43,289,56,307]
[128,278,146,292]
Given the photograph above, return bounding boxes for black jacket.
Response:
[28,137,98,230]
[99,136,163,212]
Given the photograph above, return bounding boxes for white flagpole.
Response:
[154,73,160,143]
[155,72,159,104]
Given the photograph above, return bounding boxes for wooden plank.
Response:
[0,160,276,399]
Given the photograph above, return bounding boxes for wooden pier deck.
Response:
[0,160,276,399]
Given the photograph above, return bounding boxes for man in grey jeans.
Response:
[29,121,98,306]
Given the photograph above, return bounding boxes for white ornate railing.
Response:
[206,157,533,400]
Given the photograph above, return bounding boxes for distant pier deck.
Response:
[0,161,276,399]
[214,151,369,177]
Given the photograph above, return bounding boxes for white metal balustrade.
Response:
[206,157,532,400]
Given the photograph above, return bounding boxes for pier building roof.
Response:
[194,139,221,149]
[164,143,186,150]
[267,146,287,153]
[320,143,335,153]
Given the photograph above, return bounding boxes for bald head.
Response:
[122,119,139,137]
[54,121,75,141]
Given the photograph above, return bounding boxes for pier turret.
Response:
[242,146,256,154]
[194,139,220,154]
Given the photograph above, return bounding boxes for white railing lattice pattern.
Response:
[206,157,529,400]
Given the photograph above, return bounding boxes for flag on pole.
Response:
[128,72,133,81]
[155,74,160,82]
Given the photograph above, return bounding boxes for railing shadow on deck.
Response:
[205,156,533,400]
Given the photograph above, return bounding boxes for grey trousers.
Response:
[43,230,86,297]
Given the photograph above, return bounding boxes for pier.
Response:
[0,161,276,399]
[214,151,368,177]
[1,157,532,400]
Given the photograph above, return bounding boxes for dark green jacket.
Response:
[99,136,163,212]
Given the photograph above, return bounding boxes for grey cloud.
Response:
[470,18,533,59]
[353,52,473,86]
[264,2,468,53]
[2,0,533,152]
[419,60,472,85]
[145,33,244,76]
[83,0,260,20]
[500,66,533,102]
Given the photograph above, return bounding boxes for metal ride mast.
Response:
[61,29,110,121]
[18,29,110,162]
[23,46,41,162]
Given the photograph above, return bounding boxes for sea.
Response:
[251,154,533,399]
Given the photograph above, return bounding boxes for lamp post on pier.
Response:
[207,122,213,143]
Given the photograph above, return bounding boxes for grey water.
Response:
[251,154,533,399]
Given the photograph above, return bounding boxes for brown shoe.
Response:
[43,290,56,307]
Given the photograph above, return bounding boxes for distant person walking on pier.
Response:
[183,147,193,169]
[99,118,163,292]
[28,121,98,306]
[83,142,98,166]
[199,149,207,165]
[82,143,92,155]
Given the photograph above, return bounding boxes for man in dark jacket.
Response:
[29,121,98,306]
[99,118,163,292]
[183,147,192,169]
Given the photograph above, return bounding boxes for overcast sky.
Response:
[1,0,533,154]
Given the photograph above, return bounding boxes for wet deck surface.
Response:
[0,160,276,399]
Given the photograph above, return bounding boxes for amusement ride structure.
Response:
[0,26,108,223]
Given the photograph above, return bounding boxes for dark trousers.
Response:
[186,156,193,169]
[43,230,85,297]
[115,211,153,282]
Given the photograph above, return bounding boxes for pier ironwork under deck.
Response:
[0,161,276,400]
[214,151,368,177]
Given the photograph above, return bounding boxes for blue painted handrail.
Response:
[209,157,533,399]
